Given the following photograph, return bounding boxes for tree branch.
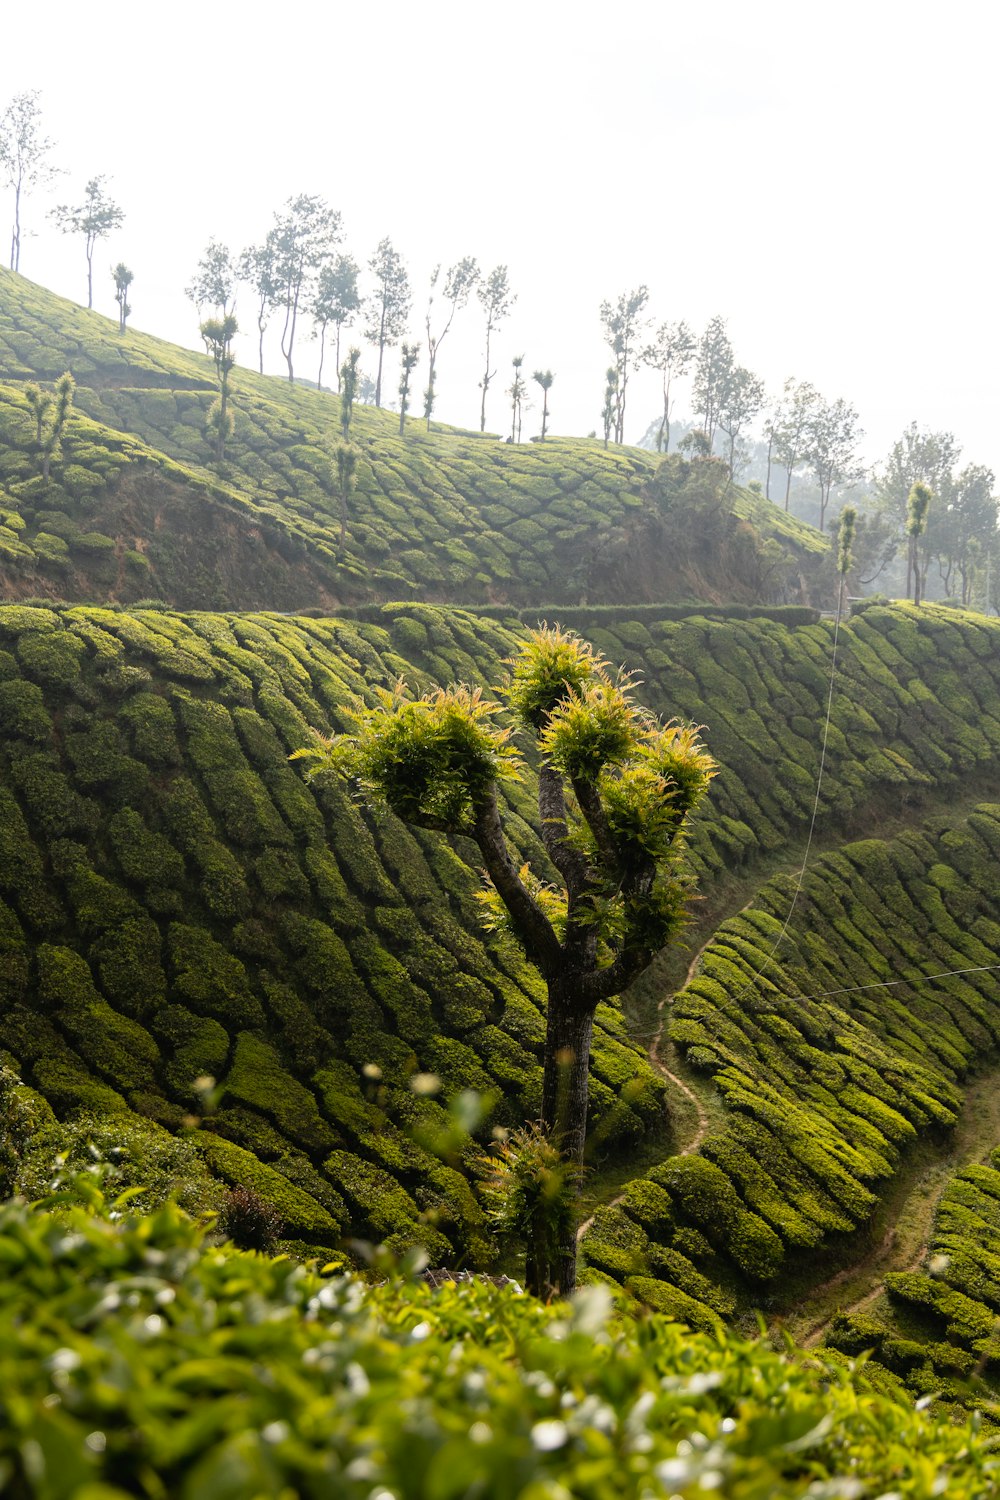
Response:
[570,775,620,873]
[538,762,590,894]
[581,943,654,1006]
[472,790,562,974]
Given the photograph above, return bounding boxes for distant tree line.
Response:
[3,88,997,606]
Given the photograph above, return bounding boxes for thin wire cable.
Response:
[709,585,847,1012]
[782,961,1000,1008]
[682,582,1000,1016]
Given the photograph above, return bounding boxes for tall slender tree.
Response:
[424,257,479,430]
[532,369,553,441]
[200,314,238,463]
[836,504,857,613]
[340,347,361,441]
[272,195,342,383]
[0,91,58,272]
[477,265,515,432]
[398,341,420,436]
[186,239,237,318]
[716,365,766,480]
[772,378,818,511]
[312,255,360,392]
[364,239,410,407]
[509,354,526,443]
[238,235,282,375]
[806,396,865,531]
[692,316,733,447]
[641,319,695,453]
[51,176,124,309]
[111,263,133,333]
[600,286,649,444]
[906,482,932,604]
[601,367,618,449]
[294,627,715,1296]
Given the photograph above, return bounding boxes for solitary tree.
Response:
[111,263,133,333]
[532,369,553,441]
[0,91,58,272]
[641,320,695,453]
[272,195,342,383]
[186,239,237,318]
[715,364,766,480]
[238,235,282,375]
[836,504,857,613]
[806,395,865,531]
[600,286,649,444]
[293,627,715,1296]
[364,239,410,407]
[509,354,526,443]
[424,256,479,430]
[51,176,124,309]
[25,371,74,482]
[398,341,420,436]
[312,255,360,392]
[692,316,734,447]
[340,347,361,441]
[200,314,238,463]
[601,367,618,449]
[772,378,818,510]
[906,482,932,604]
[477,265,515,432]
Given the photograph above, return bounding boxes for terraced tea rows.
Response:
[2,597,1000,1272]
[581,804,1000,1343]
[0,268,824,610]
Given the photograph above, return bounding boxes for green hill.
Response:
[6,262,1000,1454]
[3,596,1000,1297]
[0,269,825,611]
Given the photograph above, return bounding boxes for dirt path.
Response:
[576,928,721,1241]
[793,1068,1000,1348]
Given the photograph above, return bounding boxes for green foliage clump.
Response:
[0,1194,994,1497]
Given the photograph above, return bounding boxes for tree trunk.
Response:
[539,988,594,1297]
[906,536,914,601]
[375,304,386,407]
[765,433,772,501]
[86,248,94,310]
[784,464,793,512]
[481,322,492,433]
[11,181,21,271]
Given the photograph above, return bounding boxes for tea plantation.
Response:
[1,593,1000,1292]
[5,264,1000,1487]
[0,268,824,611]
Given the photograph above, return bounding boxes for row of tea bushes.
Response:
[582,806,1000,1327]
[0,601,665,1259]
[827,1152,1000,1421]
[0,269,824,610]
[4,598,1000,1264]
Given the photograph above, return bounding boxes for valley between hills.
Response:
[4,268,1000,1492]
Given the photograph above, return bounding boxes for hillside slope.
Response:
[2,598,1000,1274]
[0,270,826,610]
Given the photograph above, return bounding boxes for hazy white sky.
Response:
[1,0,997,479]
